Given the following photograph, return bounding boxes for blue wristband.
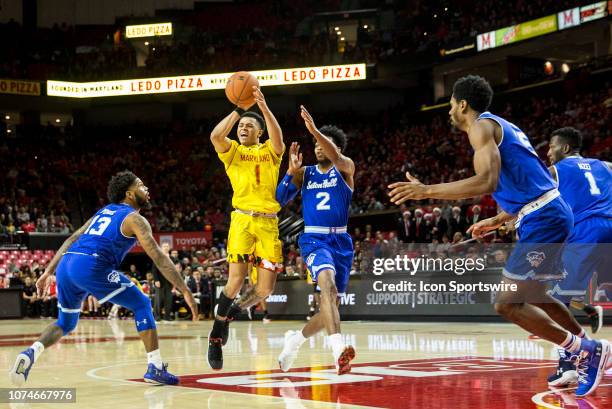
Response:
[276,173,298,206]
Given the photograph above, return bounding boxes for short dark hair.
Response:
[319,125,347,152]
[452,75,493,113]
[107,170,137,204]
[552,127,582,150]
[240,111,266,133]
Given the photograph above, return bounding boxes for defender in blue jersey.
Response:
[544,127,612,386]
[548,127,612,325]
[9,171,197,387]
[387,76,610,397]
[275,106,356,375]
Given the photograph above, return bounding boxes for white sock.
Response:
[328,333,345,358]
[577,328,588,339]
[560,332,582,354]
[147,349,163,370]
[30,342,45,362]
[290,331,307,349]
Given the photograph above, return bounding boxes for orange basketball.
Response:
[225,71,259,107]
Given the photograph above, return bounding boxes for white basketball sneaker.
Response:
[9,348,35,386]
[278,330,302,372]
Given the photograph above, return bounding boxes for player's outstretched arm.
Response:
[253,86,284,156]
[124,213,199,321]
[210,111,240,153]
[287,141,305,187]
[388,121,500,204]
[467,211,516,238]
[36,217,93,296]
[276,142,305,206]
[300,105,355,176]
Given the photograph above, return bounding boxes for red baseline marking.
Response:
[0,333,42,340]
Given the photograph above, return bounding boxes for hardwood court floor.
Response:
[1,319,611,408]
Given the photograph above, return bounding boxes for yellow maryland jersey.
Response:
[217,139,283,213]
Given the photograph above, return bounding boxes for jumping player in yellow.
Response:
[208,86,284,370]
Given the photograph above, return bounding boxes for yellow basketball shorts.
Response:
[226,211,283,272]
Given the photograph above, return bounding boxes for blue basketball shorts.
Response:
[298,232,354,294]
[502,196,573,282]
[56,253,140,312]
[549,217,612,302]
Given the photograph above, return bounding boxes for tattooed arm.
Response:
[123,213,199,320]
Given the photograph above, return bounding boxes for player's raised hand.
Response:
[466,217,502,238]
[182,289,199,322]
[253,86,267,110]
[387,172,429,204]
[36,271,53,298]
[287,142,303,176]
[300,105,318,135]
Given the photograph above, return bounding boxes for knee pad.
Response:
[56,312,79,335]
[111,285,156,332]
[130,291,156,332]
[133,301,156,332]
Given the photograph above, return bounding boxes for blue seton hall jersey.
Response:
[554,156,612,224]
[68,203,138,268]
[302,165,352,227]
[478,112,557,214]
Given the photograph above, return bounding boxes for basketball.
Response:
[225,71,259,107]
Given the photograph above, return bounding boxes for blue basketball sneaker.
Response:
[575,339,611,397]
[9,348,35,386]
[143,363,179,385]
[547,349,578,387]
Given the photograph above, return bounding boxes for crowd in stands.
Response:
[280,78,612,218]
[1,73,610,245]
[392,0,591,55]
[0,122,228,241]
[0,1,357,81]
[0,0,595,81]
[0,245,228,320]
[0,212,513,321]
[0,152,73,240]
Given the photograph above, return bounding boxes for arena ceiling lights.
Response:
[46,63,367,98]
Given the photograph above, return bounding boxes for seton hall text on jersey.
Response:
[240,153,271,162]
[306,177,338,190]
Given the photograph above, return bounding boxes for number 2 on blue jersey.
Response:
[316,192,331,210]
